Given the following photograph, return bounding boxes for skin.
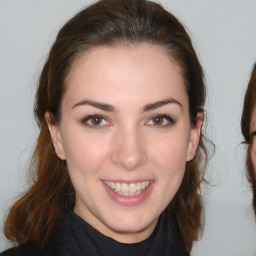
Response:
[250,103,256,172]
[46,44,203,243]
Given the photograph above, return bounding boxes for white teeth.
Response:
[104,181,150,196]
[116,182,121,192]
[110,182,115,189]
[121,183,128,193]
[129,183,136,193]
[136,182,141,191]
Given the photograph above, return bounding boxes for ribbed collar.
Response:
[57,209,188,256]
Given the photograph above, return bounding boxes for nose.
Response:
[111,127,148,171]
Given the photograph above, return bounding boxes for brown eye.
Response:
[146,115,175,127]
[91,116,103,125]
[82,115,109,128]
[152,116,164,125]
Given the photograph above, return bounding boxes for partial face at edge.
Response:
[250,103,256,172]
[46,44,203,243]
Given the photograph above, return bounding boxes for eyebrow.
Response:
[72,100,118,112]
[143,98,183,112]
[72,98,182,112]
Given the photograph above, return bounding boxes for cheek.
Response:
[148,133,189,200]
[61,129,111,175]
[149,134,188,205]
[149,130,190,171]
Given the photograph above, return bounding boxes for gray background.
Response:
[1,0,256,255]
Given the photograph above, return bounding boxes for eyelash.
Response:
[146,114,175,128]
[81,115,110,129]
[81,114,175,129]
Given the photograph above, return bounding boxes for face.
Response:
[250,103,256,172]
[46,44,202,243]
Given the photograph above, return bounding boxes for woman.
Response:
[1,0,209,255]
[241,63,256,214]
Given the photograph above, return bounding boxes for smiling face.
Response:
[250,103,256,172]
[46,44,202,243]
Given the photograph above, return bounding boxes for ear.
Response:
[186,112,204,162]
[45,112,66,160]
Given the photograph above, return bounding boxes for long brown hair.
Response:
[241,63,256,213]
[4,0,209,252]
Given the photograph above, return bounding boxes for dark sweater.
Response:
[1,209,189,256]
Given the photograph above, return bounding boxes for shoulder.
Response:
[167,217,190,256]
[171,226,190,256]
[0,243,33,256]
[0,243,56,256]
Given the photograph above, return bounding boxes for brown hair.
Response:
[4,0,209,252]
[241,63,256,213]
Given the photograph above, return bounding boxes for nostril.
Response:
[111,143,148,171]
[110,129,148,171]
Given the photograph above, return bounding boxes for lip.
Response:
[102,180,154,206]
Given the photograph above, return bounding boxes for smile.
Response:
[104,181,150,196]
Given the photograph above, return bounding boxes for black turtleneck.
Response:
[1,209,189,256]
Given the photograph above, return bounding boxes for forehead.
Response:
[68,43,182,78]
[63,44,188,109]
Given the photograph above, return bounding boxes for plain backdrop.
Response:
[1,0,256,255]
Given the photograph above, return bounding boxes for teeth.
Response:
[129,183,136,193]
[116,182,121,192]
[136,182,141,191]
[104,181,150,196]
[110,182,115,189]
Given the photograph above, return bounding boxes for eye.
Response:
[146,115,175,127]
[82,115,110,128]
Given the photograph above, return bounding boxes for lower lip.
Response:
[102,181,153,206]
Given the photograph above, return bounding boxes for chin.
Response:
[106,212,157,234]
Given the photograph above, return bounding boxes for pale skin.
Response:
[250,103,256,172]
[46,44,203,243]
